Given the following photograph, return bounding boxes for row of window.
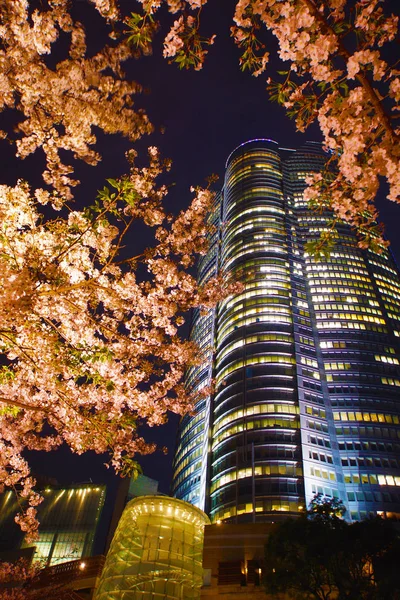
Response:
[222,216,283,247]
[305,406,326,419]
[311,285,374,295]
[301,356,318,368]
[184,368,211,393]
[382,377,400,387]
[210,463,303,494]
[216,354,296,385]
[226,188,284,214]
[225,157,282,185]
[211,444,300,474]
[385,298,400,314]
[173,472,202,498]
[227,151,280,173]
[304,391,324,405]
[302,367,320,380]
[214,379,295,406]
[222,231,286,261]
[219,278,290,312]
[220,295,291,322]
[309,450,333,464]
[315,304,382,316]
[329,383,400,397]
[344,473,400,487]
[387,311,400,322]
[310,485,338,500]
[333,411,400,425]
[369,259,397,276]
[307,420,329,433]
[317,321,386,333]
[309,467,336,481]
[222,242,287,270]
[316,312,385,325]
[173,447,202,478]
[376,284,400,303]
[341,456,397,468]
[312,258,367,271]
[309,272,372,283]
[212,417,300,450]
[331,397,398,410]
[211,498,301,522]
[217,312,293,346]
[228,206,285,229]
[320,340,346,349]
[213,402,299,433]
[173,433,203,465]
[172,460,201,491]
[308,434,331,448]
[315,297,380,309]
[214,389,296,418]
[224,285,291,312]
[299,334,315,346]
[374,270,400,287]
[216,333,292,365]
[336,425,400,440]
[328,372,398,386]
[178,419,205,447]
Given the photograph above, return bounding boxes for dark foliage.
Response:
[264,495,400,600]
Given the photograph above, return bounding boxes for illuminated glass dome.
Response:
[94,495,210,600]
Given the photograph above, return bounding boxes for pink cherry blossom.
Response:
[0,0,152,199]
[0,149,237,539]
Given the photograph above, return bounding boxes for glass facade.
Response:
[172,139,400,524]
[172,193,221,509]
[0,484,105,565]
[94,495,210,600]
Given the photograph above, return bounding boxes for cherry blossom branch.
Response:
[103,215,135,270]
[303,0,397,141]
[115,252,146,266]
[0,333,37,367]
[0,0,152,197]
[51,197,123,264]
[54,391,120,452]
[0,397,46,413]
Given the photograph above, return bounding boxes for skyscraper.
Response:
[172,138,400,524]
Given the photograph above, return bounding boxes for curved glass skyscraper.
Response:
[172,139,400,524]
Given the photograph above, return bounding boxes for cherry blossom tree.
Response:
[0,0,151,198]
[0,0,241,540]
[125,0,399,249]
[0,559,39,600]
[0,146,237,538]
[0,558,75,599]
[0,143,240,538]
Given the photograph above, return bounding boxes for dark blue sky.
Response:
[2,0,399,501]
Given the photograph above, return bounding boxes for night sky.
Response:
[2,0,400,526]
